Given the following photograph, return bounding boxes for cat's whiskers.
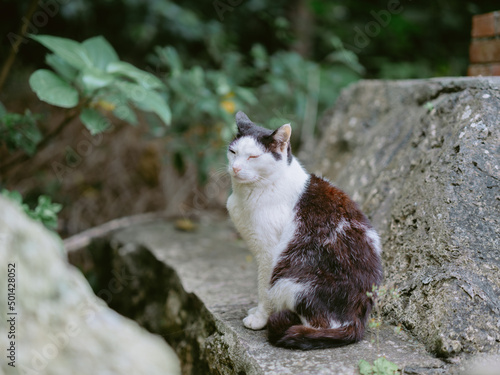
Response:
[214,162,230,170]
[213,166,230,179]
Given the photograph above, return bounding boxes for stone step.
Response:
[73,214,448,375]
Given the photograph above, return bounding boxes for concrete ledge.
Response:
[70,214,449,375]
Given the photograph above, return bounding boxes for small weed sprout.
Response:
[366,284,401,351]
[424,101,435,112]
[1,189,62,230]
[360,284,402,374]
[358,357,400,375]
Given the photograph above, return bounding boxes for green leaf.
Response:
[29,195,62,230]
[0,110,42,155]
[188,66,204,87]
[1,189,24,206]
[327,50,364,74]
[29,69,79,108]
[199,97,219,114]
[235,87,258,105]
[1,190,61,230]
[113,104,138,125]
[79,67,115,92]
[211,74,231,96]
[114,81,171,125]
[358,360,374,375]
[30,34,92,70]
[107,61,164,90]
[45,54,78,82]
[156,46,183,76]
[373,357,399,374]
[424,102,435,111]
[80,108,110,135]
[145,112,166,137]
[82,36,119,70]
[103,92,138,125]
[251,44,268,70]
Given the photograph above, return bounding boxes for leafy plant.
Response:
[151,40,361,183]
[0,103,42,155]
[152,45,257,182]
[29,34,171,135]
[247,43,361,149]
[1,189,62,230]
[359,357,400,375]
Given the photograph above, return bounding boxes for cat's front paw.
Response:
[243,311,268,330]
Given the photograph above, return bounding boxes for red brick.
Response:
[471,12,499,38]
[468,63,500,76]
[469,39,500,63]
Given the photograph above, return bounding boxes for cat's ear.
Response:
[235,111,253,134]
[272,123,291,151]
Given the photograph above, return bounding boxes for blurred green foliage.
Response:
[0,102,42,155]
[150,45,258,182]
[149,40,359,181]
[29,34,171,133]
[2,0,495,77]
[1,189,62,230]
[1,0,498,184]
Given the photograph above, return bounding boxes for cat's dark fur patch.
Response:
[269,174,383,349]
[232,111,292,164]
[268,312,363,350]
[267,310,302,345]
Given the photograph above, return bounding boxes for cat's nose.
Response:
[233,166,242,174]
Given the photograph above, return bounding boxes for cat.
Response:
[226,111,383,350]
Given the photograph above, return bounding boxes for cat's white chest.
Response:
[227,156,310,259]
[227,189,293,255]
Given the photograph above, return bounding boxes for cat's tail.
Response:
[267,310,364,350]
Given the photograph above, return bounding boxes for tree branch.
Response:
[0,0,40,94]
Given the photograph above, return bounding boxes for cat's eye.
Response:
[248,155,260,160]
[229,149,235,154]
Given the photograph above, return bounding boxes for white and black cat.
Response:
[226,111,383,350]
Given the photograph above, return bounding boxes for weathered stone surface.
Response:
[61,77,499,373]
[0,197,180,375]
[78,215,448,374]
[311,77,500,358]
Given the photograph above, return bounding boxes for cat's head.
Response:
[227,111,292,184]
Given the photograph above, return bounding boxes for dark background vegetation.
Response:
[0,0,498,237]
